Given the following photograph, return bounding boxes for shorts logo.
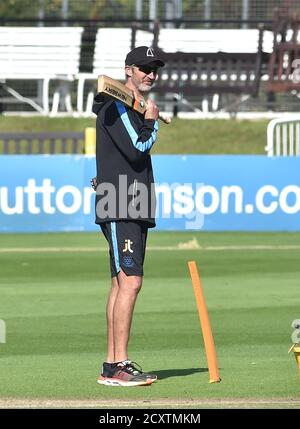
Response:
[123,255,134,268]
[122,239,133,253]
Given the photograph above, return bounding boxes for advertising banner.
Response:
[0,155,299,232]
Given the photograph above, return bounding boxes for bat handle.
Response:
[158,112,172,124]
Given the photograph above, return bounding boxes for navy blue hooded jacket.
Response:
[92,98,158,227]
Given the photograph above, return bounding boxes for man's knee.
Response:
[118,271,143,294]
[129,276,143,294]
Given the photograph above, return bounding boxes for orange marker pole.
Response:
[188,260,221,383]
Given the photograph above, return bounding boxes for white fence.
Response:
[266,117,300,157]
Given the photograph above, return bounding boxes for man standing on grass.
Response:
[92,46,165,387]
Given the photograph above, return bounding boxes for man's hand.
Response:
[145,98,159,121]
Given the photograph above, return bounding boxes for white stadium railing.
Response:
[266,117,300,157]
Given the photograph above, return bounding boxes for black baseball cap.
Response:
[125,46,165,67]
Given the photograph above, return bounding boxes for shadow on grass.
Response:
[154,367,208,380]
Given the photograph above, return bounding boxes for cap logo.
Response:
[146,47,154,57]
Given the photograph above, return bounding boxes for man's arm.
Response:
[104,101,159,164]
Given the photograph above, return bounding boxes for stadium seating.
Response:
[0,25,278,116]
[0,26,83,115]
[152,27,274,114]
[76,26,275,116]
[157,28,274,54]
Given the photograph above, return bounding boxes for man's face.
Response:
[129,63,159,93]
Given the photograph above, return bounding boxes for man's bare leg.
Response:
[105,276,119,363]
[105,270,142,363]
[112,270,142,363]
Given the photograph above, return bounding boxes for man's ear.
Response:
[125,65,133,78]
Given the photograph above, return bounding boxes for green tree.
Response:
[0,0,38,19]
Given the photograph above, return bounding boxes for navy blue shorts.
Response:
[100,221,148,277]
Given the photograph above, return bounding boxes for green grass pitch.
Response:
[0,231,299,408]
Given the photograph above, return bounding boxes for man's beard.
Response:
[138,82,153,93]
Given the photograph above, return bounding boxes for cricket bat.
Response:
[96,75,171,124]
